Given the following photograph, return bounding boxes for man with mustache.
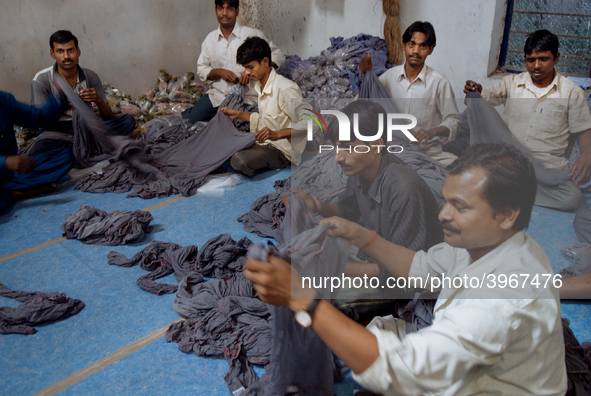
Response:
[298,100,442,319]
[465,30,591,211]
[245,143,567,395]
[31,30,135,139]
[359,21,462,165]
[182,0,285,125]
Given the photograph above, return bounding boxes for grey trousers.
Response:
[230,144,289,176]
[535,181,583,211]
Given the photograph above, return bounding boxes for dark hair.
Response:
[215,0,239,8]
[327,100,386,150]
[237,36,272,65]
[49,30,78,50]
[402,21,436,47]
[447,143,536,231]
[524,30,559,56]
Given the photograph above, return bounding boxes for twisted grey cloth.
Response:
[0,283,85,335]
[107,234,253,295]
[244,194,348,396]
[61,205,153,245]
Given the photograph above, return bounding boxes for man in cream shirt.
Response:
[182,0,285,124]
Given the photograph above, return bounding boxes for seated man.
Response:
[245,143,567,395]
[183,0,285,124]
[31,30,135,157]
[465,30,591,211]
[360,21,462,165]
[299,99,442,279]
[219,36,306,175]
[1,90,69,211]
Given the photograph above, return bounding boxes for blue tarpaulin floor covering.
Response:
[0,162,589,395]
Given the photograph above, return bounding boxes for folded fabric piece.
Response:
[465,90,570,186]
[107,234,252,295]
[560,242,591,278]
[238,178,291,244]
[245,194,348,395]
[61,205,153,245]
[0,283,85,335]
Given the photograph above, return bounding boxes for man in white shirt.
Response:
[182,0,285,125]
[244,143,567,395]
[465,30,591,211]
[360,21,462,165]
[219,37,307,175]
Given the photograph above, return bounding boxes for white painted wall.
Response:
[1,0,507,104]
[0,0,218,101]
[239,0,508,106]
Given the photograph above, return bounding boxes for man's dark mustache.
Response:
[441,222,460,233]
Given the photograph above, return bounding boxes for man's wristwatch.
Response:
[294,298,322,328]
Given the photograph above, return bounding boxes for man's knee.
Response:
[563,186,584,211]
[119,114,136,135]
[230,151,254,176]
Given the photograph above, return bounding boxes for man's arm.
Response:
[244,256,380,374]
[245,255,503,395]
[571,129,591,185]
[319,216,416,279]
[560,272,591,299]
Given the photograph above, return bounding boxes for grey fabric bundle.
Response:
[167,273,271,395]
[0,283,85,335]
[77,112,255,198]
[61,205,153,245]
[245,194,348,395]
[465,90,570,186]
[107,234,253,295]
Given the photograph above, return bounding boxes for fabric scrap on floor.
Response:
[107,234,253,295]
[61,205,153,245]
[0,283,85,335]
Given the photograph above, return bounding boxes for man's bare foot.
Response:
[10,183,58,201]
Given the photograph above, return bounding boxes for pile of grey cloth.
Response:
[279,33,394,98]
[76,86,257,199]
[61,205,154,245]
[107,234,253,295]
[0,283,85,335]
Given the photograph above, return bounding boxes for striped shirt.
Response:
[482,71,591,170]
[337,153,443,280]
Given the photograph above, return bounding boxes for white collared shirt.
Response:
[482,71,591,170]
[353,231,567,395]
[378,64,462,159]
[197,22,285,107]
[249,68,308,166]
